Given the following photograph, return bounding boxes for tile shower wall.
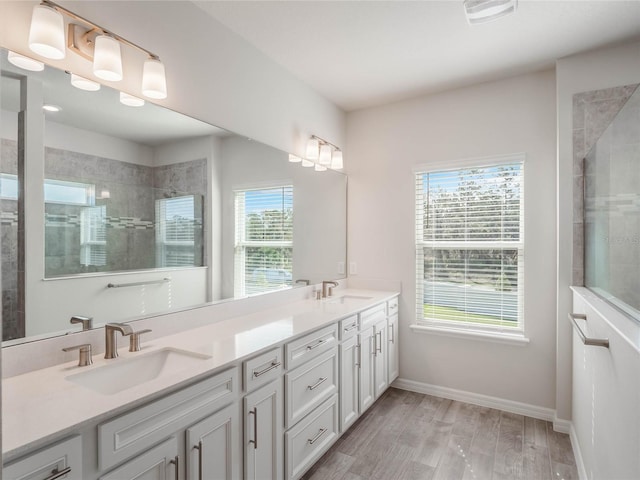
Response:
[1,139,22,341]
[572,83,639,285]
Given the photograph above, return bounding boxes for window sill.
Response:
[409,324,530,346]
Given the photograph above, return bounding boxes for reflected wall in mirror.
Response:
[0,48,347,345]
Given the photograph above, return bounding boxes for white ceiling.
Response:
[196,0,640,111]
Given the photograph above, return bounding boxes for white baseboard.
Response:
[392,378,556,423]
[569,423,587,480]
[552,416,572,434]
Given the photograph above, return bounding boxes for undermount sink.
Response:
[66,348,211,395]
[326,295,373,304]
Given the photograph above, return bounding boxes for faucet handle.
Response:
[70,315,93,331]
[63,343,93,366]
[129,329,152,352]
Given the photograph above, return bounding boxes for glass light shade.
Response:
[319,144,332,166]
[142,58,167,99]
[42,104,61,112]
[120,92,145,107]
[288,154,302,163]
[463,0,517,24]
[306,137,319,160]
[71,74,101,91]
[29,4,66,60]
[330,150,344,170]
[314,164,327,172]
[301,159,314,168]
[93,35,123,81]
[8,51,45,71]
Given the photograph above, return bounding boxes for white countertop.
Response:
[3,288,397,460]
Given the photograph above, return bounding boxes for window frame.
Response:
[414,154,526,339]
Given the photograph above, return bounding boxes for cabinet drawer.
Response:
[285,394,339,480]
[98,367,238,470]
[99,436,178,480]
[4,435,83,480]
[387,297,399,316]
[360,303,386,329]
[286,348,338,428]
[339,315,359,340]
[244,347,283,393]
[286,323,338,369]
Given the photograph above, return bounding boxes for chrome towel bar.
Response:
[568,313,610,348]
[107,278,170,288]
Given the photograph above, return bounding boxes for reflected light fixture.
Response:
[70,73,100,91]
[301,159,314,168]
[463,0,517,24]
[304,135,344,171]
[28,3,65,59]
[27,0,168,99]
[7,51,45,71]
[288,154,302,163]
[42,104,61,112]
[314,164,327,172]
[120,92,145,107]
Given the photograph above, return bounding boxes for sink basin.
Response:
[66,348,211,395]
[326,295,373,304]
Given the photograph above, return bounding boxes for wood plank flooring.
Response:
[302,388,577,480]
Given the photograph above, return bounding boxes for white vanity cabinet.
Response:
[339,333,360,431]
[243,379,283,480]
[387,297,399,384]
[99,437,179,480]
[3,436,83,480]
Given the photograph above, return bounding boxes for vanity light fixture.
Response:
[463,0,517,24]
[70,73,100,91]
[314,164,327,172]
[301,159,315,168]
[27,0,168,99]
[120,92,145,107]
[304,135,344,171]
[7,51,45,71]
[288,154,302,163]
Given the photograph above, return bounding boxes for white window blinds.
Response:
[234,186,293,297]
[155,195,199,267]
[80,205,106,266]
[415,158,524,332]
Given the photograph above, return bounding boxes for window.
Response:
[415,157,524,334]
[234,185,293,297]
[155,195,201,267]
[80,205,106,266]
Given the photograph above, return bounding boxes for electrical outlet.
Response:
[349,262,358,275]
[337,262,345,275]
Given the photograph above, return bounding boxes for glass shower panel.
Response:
[584,85,640,321]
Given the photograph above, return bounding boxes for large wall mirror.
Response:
[0,49,347,345]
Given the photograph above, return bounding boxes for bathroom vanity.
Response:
[2,289,400,480]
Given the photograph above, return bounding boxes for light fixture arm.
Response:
[310,135,341,152]
[42,0,160,60]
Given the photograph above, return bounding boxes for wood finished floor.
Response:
[302,388,577,480]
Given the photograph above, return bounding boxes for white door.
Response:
[387,313,399,383]
[100,437,179,480]
[373,318,388,398]
[244,379,283,480]
[186,403,240,480]
[358,327,375,413]
[339,335,359,432]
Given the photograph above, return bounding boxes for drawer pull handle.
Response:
[344,323,357,332]
[355,344,361,367]
[253,361,282,377]
[44,467,71,480]
[169,455,179,480]
[308,428,328,445]
[377,331,383,354]
[389,323,395,344]
[308,377,328,390]
[306,339,326,351]
[568,313,609,348]
[193,441,203,480]
[249,407,258,449]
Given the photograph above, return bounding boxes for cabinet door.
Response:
[4,436,83,480]
[100,437,179,480]
[373,318,388,398]
[339,335,359,432]
[387,313,399,383]
[358,327,375,413]
[186,403,240,480]
[244,379,283,480]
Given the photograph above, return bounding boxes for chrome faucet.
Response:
[322,280,339,298]
[104,323,133,359]
[70,315,93,331]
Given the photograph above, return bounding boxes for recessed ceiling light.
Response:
[464,0,517,25]
[42,104,61,112]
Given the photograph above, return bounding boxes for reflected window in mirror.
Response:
[234,185,293,296]
[155,194,203,268]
